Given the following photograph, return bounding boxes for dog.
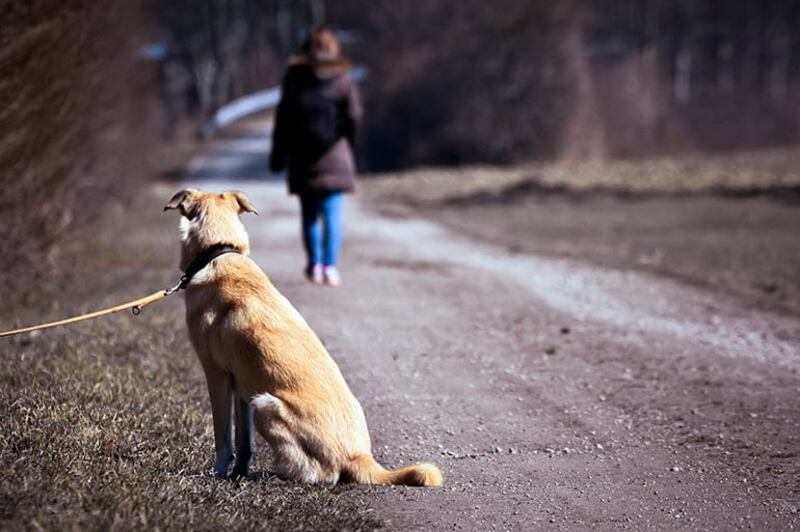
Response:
[165,188,442,486]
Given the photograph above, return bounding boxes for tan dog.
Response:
[165,188,442,486]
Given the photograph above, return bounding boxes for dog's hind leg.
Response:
[252,393,324,483]
[205,369,234,478]
[231,397,254,478]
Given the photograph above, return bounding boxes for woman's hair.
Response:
[303,27,341,61]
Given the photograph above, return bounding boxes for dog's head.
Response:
[164,188,258,271]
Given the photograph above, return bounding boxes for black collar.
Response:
[179,243,241,290]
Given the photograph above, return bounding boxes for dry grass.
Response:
[362,147,800,204]
[0,185,379,531]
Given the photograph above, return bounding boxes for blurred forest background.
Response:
[2,0,800,291]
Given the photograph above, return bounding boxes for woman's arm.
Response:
[342,74,364,146]
[269,75,291,172]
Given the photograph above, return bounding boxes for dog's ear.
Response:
[231,191,259,215]
[164,189,200,218]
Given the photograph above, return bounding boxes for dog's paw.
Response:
[230,464,251,480]
[213,456,233,479]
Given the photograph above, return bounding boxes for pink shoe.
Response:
[305,264,324,284]
[323,266,341,287]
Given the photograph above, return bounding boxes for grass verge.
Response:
[363,146,800,204]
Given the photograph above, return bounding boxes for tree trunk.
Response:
[561,20,607,160]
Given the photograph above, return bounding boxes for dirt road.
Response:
[186,119,799,530]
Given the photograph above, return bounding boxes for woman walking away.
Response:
[270,27,363,287]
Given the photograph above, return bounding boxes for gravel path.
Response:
[187,119,800,530]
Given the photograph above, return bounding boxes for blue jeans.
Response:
[299,192,343,267]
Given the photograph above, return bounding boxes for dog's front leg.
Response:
[231,397,254,478]
[205,370,234,478]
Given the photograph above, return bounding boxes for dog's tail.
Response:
[346,454,443,487]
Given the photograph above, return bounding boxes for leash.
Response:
[0,284,181,338]
[0,243,241,339]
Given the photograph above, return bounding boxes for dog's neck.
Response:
[179,243,242,290]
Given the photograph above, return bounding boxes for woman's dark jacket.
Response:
[269,55,363,195]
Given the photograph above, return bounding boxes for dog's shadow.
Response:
[238,470,361,487]
[238,469,284,483]
[180,468,283,483]
[181,468,368,492]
